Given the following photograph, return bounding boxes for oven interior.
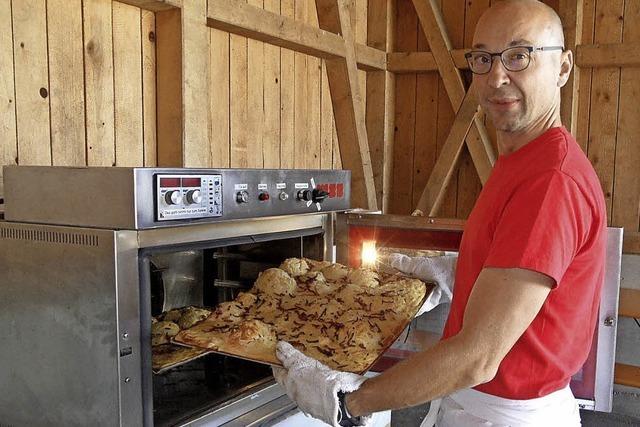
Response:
[142,230,325,426]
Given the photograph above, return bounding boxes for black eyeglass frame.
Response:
[464,46,565,74]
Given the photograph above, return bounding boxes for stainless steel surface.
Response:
[1,208,335,425]
[2,166,344,426]
[220,395,296,427]
[116,230,144,424]
[0,222,121,425]
[5,166,136,229]
[4,166,350,229]
[183,383,288,426]
[137,214,325,248]
[594,227,623,412]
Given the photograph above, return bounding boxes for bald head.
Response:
[474,0,565,49]
[470,0,573,140]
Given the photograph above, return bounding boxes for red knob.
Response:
[259,192,270,201]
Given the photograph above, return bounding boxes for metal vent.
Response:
[0,226,99,246]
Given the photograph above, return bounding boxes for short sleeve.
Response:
[484,170,591,286]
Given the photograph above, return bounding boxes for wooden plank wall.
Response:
[208,0,366,170]
[390,0,640,246]
[0,0,366,194]
[0,0,155,193]
[391,0,497,217]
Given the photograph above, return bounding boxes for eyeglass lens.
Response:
[468,47,531,74]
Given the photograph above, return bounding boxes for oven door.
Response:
[137,213,334,426]
[335,212,622,412]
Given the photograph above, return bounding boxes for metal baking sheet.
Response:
[172,281,435,374]
[152,344,212,374]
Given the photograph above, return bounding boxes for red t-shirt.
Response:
[441,126,607,399]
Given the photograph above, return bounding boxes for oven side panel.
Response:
[0,223,121,426]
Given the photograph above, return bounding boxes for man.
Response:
[273,1,607,425]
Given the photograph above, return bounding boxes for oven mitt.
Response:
[389,253,457,316]
[272,341,372,427]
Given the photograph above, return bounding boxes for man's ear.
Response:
[558,50,573,88]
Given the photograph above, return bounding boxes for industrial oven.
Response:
[0,166,621,426]
[0,166,351,426]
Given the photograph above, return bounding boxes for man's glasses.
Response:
[464,46,564,74]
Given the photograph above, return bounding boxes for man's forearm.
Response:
[346,333,491,416]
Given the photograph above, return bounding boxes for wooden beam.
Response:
[387,50,468,73]
[619,288,640,319]
[412,0,495,185]
[559,0,583,135]
[117,0,180,12]
[156,8,182,166]
[316,0,377,209]
[388,42,640,73]
[208,0,346,59]
[365,0,394,211]
[623,231,640,254]
[207,0,385,71]
[355,43,387,71]
[181,0,210,167]
[414,85,479,216]
[614,363,640,388]
[577,42,640,67]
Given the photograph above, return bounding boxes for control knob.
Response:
[236,190,249,204]
[297,188,330,203]
[186,189,202,204]
[164,190,182,205]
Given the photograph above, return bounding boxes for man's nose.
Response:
[486,57,510,88]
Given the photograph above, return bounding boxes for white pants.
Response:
[436,385,581,427]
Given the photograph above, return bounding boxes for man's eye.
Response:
[508,53,528,61]
[474,55,490,64]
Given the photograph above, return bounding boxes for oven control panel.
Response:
[156,174,222,221]
[153,169,350,225]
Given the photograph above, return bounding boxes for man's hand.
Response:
[272,341,372,427]
[389,253,457,315]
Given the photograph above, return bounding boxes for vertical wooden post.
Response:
[181,0,210,167]
[559,0,584,136]
[366,0,394,211]
[156,8,182,166]
[316,0,377,210]
[156,1,210,168]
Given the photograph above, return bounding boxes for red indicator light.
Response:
[328,183,337,198]
[258,192,270,201]
[159,177,180,187]
[182,177,201,187]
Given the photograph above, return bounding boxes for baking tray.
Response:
[152,344,211,374]
[172,280,435,374]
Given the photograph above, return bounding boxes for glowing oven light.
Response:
[361,240,378,268]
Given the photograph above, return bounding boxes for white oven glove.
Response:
[272,341,372,427]
[389,253,457,316]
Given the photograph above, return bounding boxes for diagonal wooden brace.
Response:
[411,0,496,187]
[413,84,480,216]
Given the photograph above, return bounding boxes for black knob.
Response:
[297,189,312,201]
[312,188,329,203]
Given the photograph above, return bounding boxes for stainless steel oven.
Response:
[0,166,350,426]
